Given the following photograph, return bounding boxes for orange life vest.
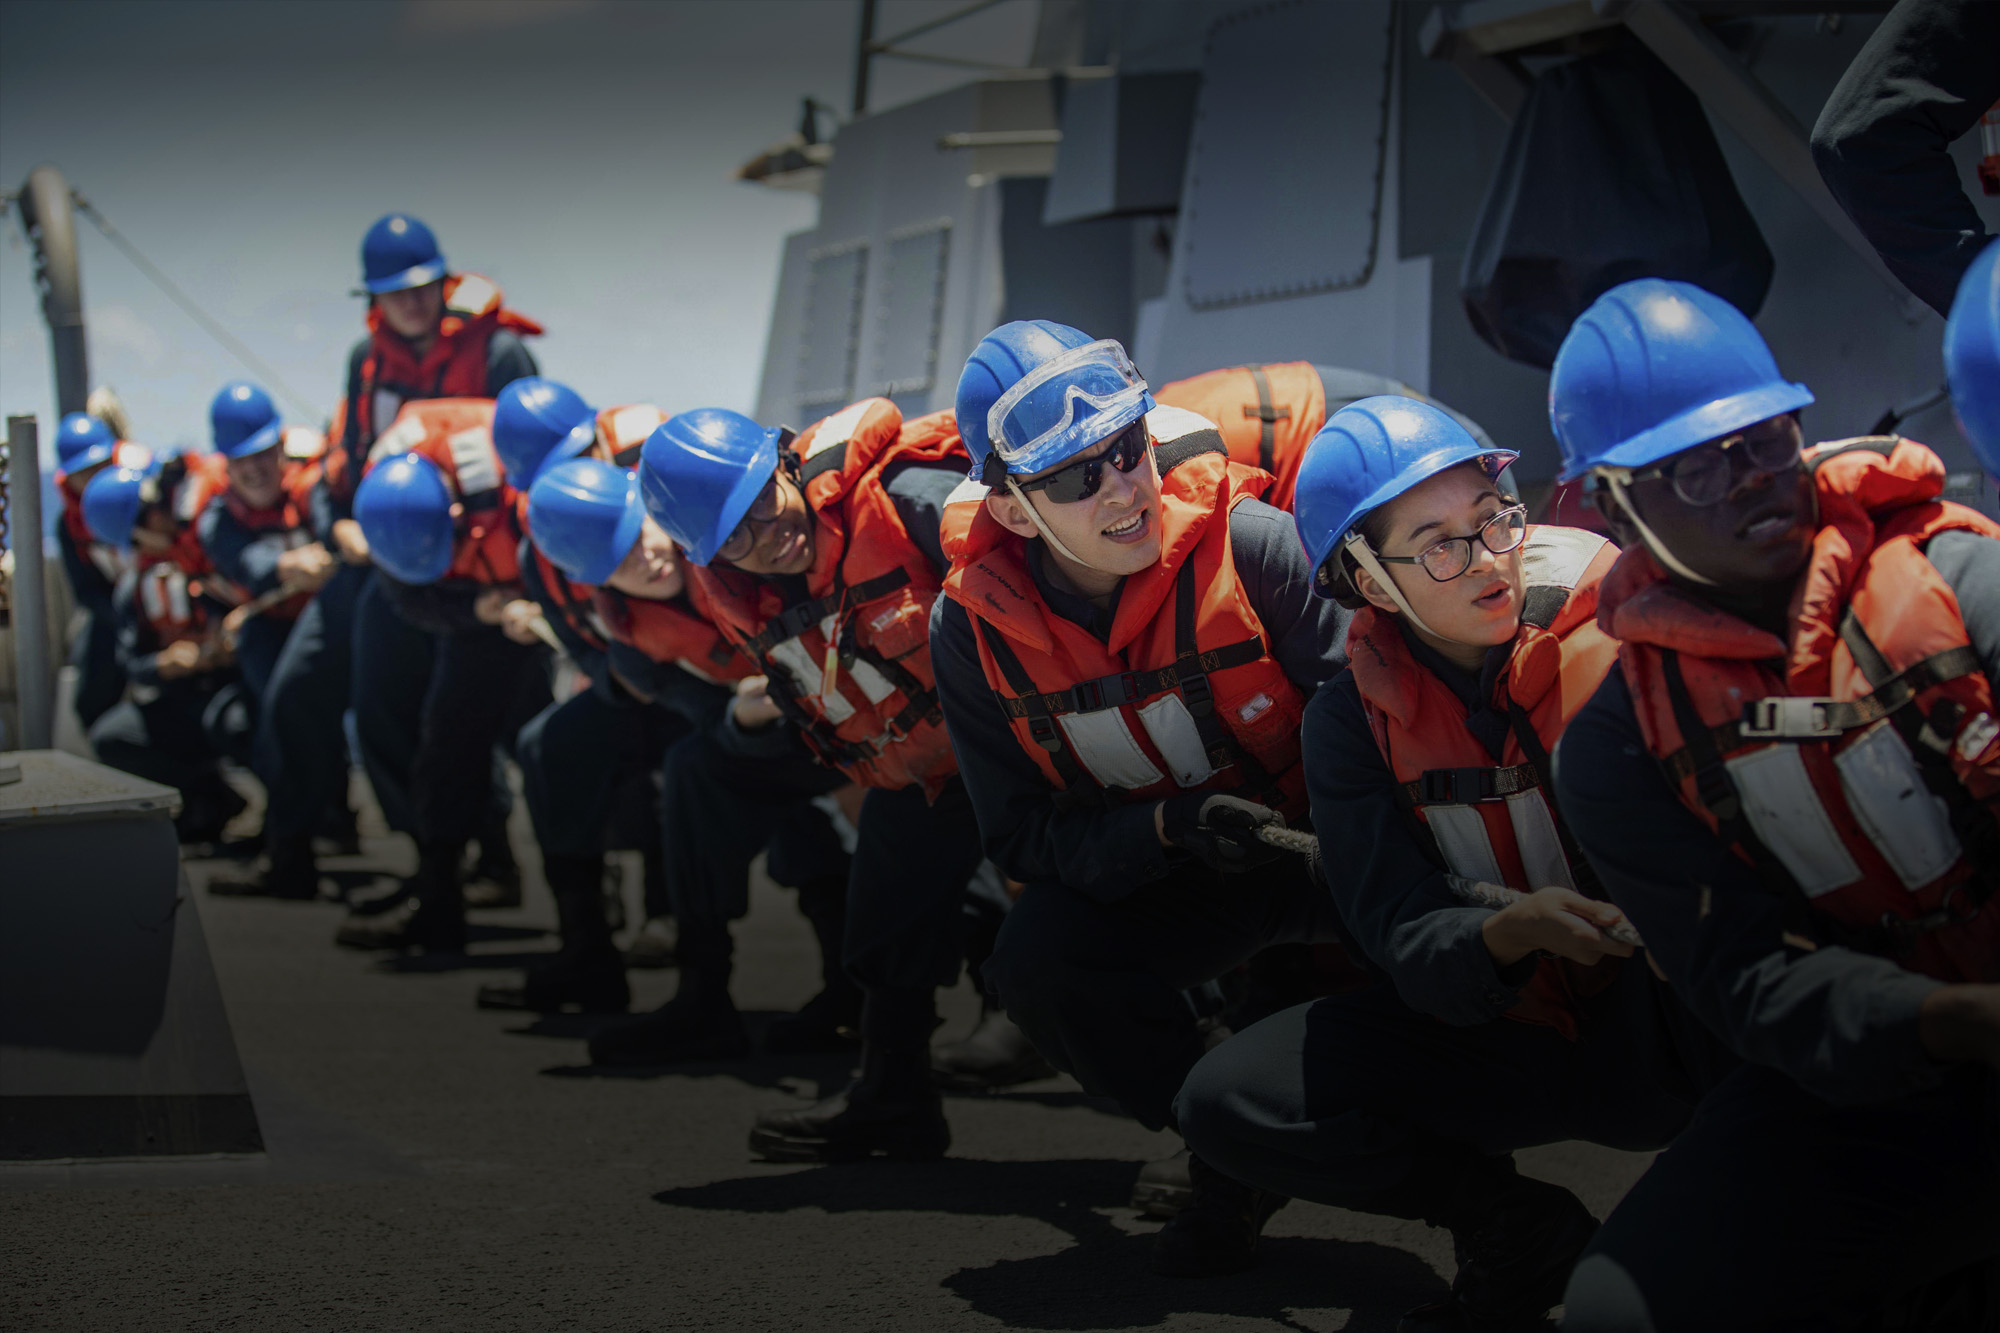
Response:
[323,273,542,503]
[593,586,753,687]
[687,398,965,799]
[1351,526,1623,1037]
[594,403,669,468]
[1602,436,2000,983]
[940,406,1308,819]
[363,398,523,587]
[522,544,612,655]
[1155,363,1325,511]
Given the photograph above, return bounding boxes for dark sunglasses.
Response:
[715,474,789,564]
[1630,415,1803,507]
[1373,504,1528,583]
[1013,422,1151,504]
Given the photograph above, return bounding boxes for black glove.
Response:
[1160,793,1285,874]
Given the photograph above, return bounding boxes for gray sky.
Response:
[0,0,1038,458]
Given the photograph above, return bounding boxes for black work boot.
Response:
[1395,1157,1598,1333]
[464,817,523,909]
[1131,1147,1195,1220]
[764,875,863,1053]
[749,987,950,1162]
[931,999,1056,1091]
[1152,1152,1289,1277]
[586,930,746,1065]
[209,832,321,900]
[335,839,467,953]
[478,854,630,1013]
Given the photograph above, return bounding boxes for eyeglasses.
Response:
[714,474,788,564]
[1012,423,1151,504]
[1372,504,1528,582]
[1629,415,1803,507]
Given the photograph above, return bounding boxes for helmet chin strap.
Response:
[1599,472,1718,587]
[1342,533,1448,641]
[1004,476,1095,570]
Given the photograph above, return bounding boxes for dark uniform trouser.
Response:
[1174,961,1720,1207]
[1563,1064,2000,1333]
[90,684,228,808]
[658,731,986,994]
[255,561,366,841]
[984,860,1346,1132]
[71,594,124,730]
[231,612,291,706]
[517,689,687,861]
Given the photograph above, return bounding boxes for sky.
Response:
[0,0,1040,461]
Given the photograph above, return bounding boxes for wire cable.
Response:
[68,191,321,421]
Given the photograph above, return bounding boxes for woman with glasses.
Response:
[930,320,1355,1278]
[1173,394,1728,1332]
[1547,281,2000,1330]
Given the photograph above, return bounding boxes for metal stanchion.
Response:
[5,415,53,751]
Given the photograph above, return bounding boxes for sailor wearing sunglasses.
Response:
[930,320,1354,1278]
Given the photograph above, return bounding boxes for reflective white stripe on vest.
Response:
[283,427,321,461]
[846,657,899,705]
[1058,708,1165,790]
[447,426,502,498]
[1504,789,1576,891]
[1136,694,1214,787]
[445,273,498,316]
[142,569,191,627]
[1834,722,1962,890]
[89,544,126,582]
[1519,526,1607,592]
[368,410,426,465]
[805,401,875,460]
[766,618,856,725]
[1724,744,1861,896]
[1425,805,1507,886]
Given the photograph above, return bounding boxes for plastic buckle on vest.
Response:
[1740,697,1841,740]
[1180,671,1215,719]
[1070,679,1106,714]
[1419,768,1493,804]
[1029,716,1065,754]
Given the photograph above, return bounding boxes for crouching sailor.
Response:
[930,321,1354,1277]
[1172,395,1728,1329]
[637,400,987,1162]
[1548,279,2000,1331]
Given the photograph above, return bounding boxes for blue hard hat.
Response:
[493,377,597,487]
[1293,396,1517,597]
[209,381,283,459]
[355,452,456,584]
[637,407,784,567]
[1944,237,2000,477]
[80,463,152,551]
[359,213,447,295]
[56,412,118,474]
[1550,278,1813,483]
[955,320,1155,481]
[528,457,646,586]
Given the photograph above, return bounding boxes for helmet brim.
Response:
[686,428,782,566]
[580,483,649,587]
[1559,381,1814,482]
[221,419,284,460]
[359,260,448,296]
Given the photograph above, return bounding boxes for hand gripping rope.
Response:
[1252,824,1646,950]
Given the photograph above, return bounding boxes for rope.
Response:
[1253,824,1646,949]
[69,192,320,421]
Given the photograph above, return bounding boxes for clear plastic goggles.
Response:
[987,339,1151,470]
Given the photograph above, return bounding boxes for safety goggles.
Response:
[1012,421,1151,504]
[987,339,1151,470]
[1614,415,1803,508]
[1369,504,1527,583]
[714,474,790,564]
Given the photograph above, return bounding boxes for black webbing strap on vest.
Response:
[1402,763,1541,806]
[1502,698,1607,899]
[800,436,849,486]
[611,442,644,468]
[1241,365,1289,474]
[978,618,1112,807]
[742,568,910,660]
[1169,559,1290,808]
[1659,649,1829,946]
